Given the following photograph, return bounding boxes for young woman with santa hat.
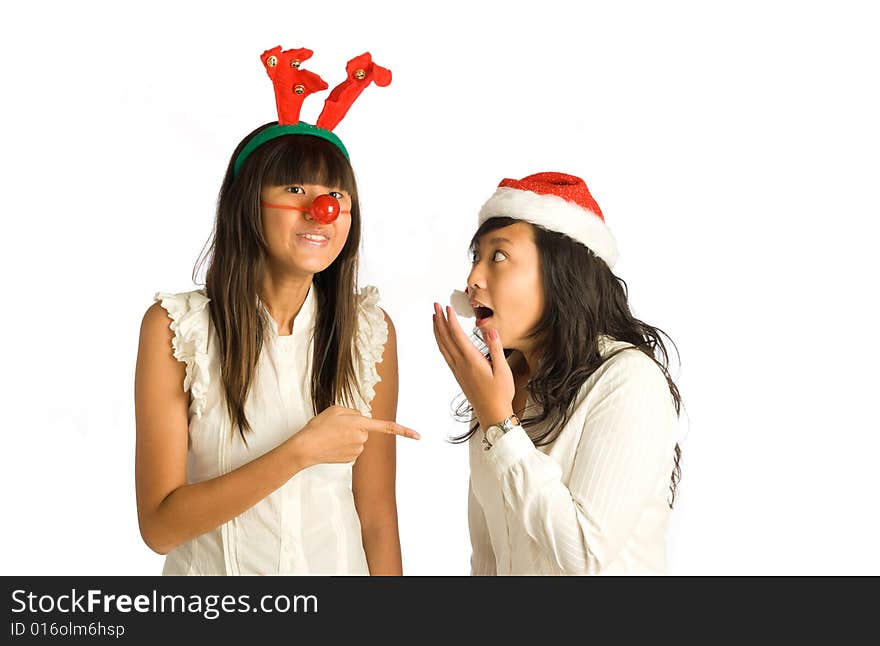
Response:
[434,172,682,575]
[134,47,419,575]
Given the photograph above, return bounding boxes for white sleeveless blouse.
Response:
[153,284,388,575]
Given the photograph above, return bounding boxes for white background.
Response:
[1,0,878,575]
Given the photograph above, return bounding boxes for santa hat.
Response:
[478,172,619,268]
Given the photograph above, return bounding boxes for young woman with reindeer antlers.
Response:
[135,46,418,575]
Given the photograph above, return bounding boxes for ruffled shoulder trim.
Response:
[154,289,211,419]
[354,285,389,416]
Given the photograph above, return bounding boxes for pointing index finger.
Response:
[366,418,421,440]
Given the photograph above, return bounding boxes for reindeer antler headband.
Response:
[233,46,392,176]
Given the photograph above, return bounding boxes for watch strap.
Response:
[482,414,521,451]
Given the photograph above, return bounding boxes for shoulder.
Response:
[570,343,679,447]
[141,301,175,341]
[355,285,391,350]
[153,289,210,321]
[141,289,204,342]
[568,339,679,446]
[355,285,381,313]
[147,290,210,350]
[597,336,666,383]
[143,290,213,416]
[351,287,396,411]
[578,337,673,410]
[138,303,180,382]
[380,308,396,344]
[152,289,210,327]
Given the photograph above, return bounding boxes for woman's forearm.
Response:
[138,437,308,555]
[360,518,403,575]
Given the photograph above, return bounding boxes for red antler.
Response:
[261,46,328,125]
[315,52,392,131]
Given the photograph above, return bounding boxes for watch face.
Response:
[486,425,504,445]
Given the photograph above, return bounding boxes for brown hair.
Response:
[454,217,683,507]
[195,122,362,440]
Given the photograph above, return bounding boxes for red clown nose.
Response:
[310,194,341,224]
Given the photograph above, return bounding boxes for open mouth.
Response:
[474,306,494,322]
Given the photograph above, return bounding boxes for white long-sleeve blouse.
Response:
[468,336,680,575]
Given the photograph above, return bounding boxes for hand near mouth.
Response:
[432,302,515,429]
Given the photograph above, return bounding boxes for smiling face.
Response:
[260,182,353,277]
[467,221,545,354]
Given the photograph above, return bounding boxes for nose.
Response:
[308,194,341,224]
[467,264,486,292]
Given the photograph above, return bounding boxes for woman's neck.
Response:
[507,350,533,419]
[517,346,541,378]
[508,350,534,386]
[258,270,313,335]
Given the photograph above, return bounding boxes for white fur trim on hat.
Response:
[478,187,619,267]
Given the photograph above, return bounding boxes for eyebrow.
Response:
[484,236,512,245]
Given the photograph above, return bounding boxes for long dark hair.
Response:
[195,122,362,440]
[453,217,683,506]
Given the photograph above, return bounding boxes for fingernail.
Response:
[489,329,498,340]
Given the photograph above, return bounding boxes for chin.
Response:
[290,253,336,274]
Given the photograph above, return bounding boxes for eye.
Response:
[492,250,507,262]
[329,190,344,199]
[285,186,305,194]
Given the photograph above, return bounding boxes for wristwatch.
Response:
[482,414,521,451]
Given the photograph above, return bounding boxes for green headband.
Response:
[233,122,350,176]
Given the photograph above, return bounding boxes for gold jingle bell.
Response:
[294,84,305,95]
[266,55,278,67]
[291,59,301,68]
[353,69,366,80]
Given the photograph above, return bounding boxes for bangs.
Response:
[261,134,356,194]
[470,216,522,253]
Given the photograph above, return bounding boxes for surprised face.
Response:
[466,222,545,355]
